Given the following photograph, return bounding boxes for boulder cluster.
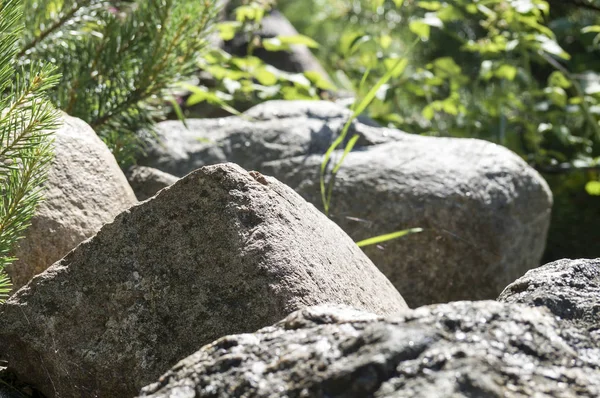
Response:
[1,101,596,398]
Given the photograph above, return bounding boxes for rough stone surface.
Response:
[126,165,179,201]
[139,302,600,398]
[0,163,407,398]
[264,137,553,307]
[141,100,553,307]
[6,114,137,290]
[140,100,402,177]
[499,258,600,334]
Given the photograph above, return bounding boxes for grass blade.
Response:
[356,228,423,248]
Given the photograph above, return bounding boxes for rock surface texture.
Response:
[0,163,407,398]
[499,258,600,335]
[141,100,553,307]
[6,114,137,290]
[126,165,179,201]
[139,302,600,398]
[141,100,402,177]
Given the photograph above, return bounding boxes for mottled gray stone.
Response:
[263,137,553,307]
[6,113,137,290]
[140,100,402,177]
[139,302,600,398]
[126,165,179,201]
[140,100,553,307]
[499,258,600,335]
[0,163,406,398]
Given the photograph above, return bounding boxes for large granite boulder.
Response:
[264,138,553,307]
[0,163,406,398]
[6,114,137,290]
[140,100,553,307]
[499,258,600,334]
[139,302,600,397]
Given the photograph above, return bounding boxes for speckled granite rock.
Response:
[0,163,406,398]
[139,302,600,398]
[499,258,600,336]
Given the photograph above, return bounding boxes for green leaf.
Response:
[216,21,241,41]
[544,87,567,107]
[168,98,188,129]
[409,21,431,40]
[495,64,517,81]
[585,181,600,196]
[340,31,371,57]
[548,71,572,89]
[537,35,571,60]
[254,66,278,86]
[263,34,319,52]
[379,34,392,50]
[305,71,335,90]
[417,1,442,11]
[393,0,405,8]
[356,228,424,248]
[235,5,264,22]
[422,104,435,120]
[384,57,409,78]
[582,25,600,34]
[432,57,462,76]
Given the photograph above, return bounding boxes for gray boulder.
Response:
[264,137,552,307]
[0,163,406,398]
[498,258,600,334]
[6,114,137,290]
[139,302,600,397]
[140,101,402,177]
[126,165,179,201]
[141,100,553,307]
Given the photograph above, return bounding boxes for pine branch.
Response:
[0,0,61,301]
[17,0,219,165]
[17,0,94,58]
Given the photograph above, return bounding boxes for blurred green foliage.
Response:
[279,0,600,172]
[186,0,334,115]
[274,0,600,259]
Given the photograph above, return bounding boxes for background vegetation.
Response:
[270,0,600,261]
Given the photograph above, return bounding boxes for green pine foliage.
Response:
[1,0,61,302]
[18,0,218,165]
